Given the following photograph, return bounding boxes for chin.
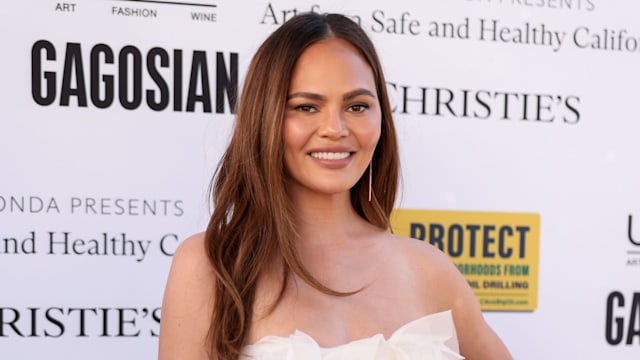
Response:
[310,183,358,197]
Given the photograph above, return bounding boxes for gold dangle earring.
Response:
[368,162,373,202]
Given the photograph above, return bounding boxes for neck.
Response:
[285,184,388,291]
[288,184,378,250]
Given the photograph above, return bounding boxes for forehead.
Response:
[288,38,377,93]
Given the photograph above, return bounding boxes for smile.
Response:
[309,152,351,160]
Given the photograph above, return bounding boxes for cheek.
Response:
[282,128,298,177]
[282,120,306,152]
[360,113,382,150]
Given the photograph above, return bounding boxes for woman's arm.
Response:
[158,234,215,360]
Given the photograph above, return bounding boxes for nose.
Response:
[318,109,348,139]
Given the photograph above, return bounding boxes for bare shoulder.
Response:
[158,232,215,360]
[387,236,463,308]
[389,235,461,287]
[389,234,513,360]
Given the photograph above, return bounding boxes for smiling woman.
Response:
[158,12,513,360]
[283,38,381,200]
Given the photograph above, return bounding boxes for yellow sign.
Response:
[391,209,540,311]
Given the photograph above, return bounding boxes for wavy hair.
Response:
[204,12,399,360]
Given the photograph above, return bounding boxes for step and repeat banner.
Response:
[1,0,638,359]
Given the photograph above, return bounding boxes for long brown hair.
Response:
[204,12,399,360]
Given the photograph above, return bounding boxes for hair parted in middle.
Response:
[204,12,400,360]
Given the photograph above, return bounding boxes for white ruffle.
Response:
[241,310,464,360]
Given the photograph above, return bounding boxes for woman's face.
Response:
[283,38,381,198]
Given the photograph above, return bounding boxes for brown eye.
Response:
[295,105,318,113]
[348,104,369,113]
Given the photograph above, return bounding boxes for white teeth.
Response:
[310,152,350,160]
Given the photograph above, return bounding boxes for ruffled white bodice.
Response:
[240,310,464,359]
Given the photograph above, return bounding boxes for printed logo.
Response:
[605,291,640,345]
[386,82,580,124]
[391,209,539,311]
[54,0,220,22]
[31,40,237,113]
[0,306,161,338]
[462,0,596,12]
[109,0,218,21]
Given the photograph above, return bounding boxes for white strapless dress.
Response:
[240,310,464,359]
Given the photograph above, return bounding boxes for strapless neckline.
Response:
[241,310,464,359]
[247,310,450,349]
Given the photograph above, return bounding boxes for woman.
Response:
[159,12,512,360]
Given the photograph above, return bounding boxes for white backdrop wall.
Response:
[1,0,639,359]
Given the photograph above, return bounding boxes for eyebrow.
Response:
[287,88,376,101]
